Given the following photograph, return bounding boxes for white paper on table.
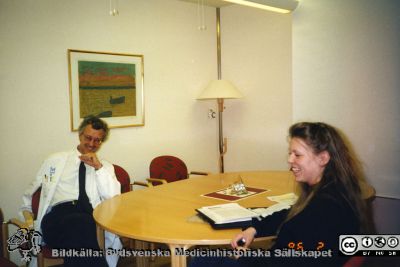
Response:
[251,193,298,218]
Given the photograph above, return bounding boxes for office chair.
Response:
[113,164,149,191]
[9,164,140,267]
[8,186,62,267]
[144,156,208,261]
[146,155,208,186]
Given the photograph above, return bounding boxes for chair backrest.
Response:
[113,164,131,194]
[149,155,188,183]
[32,188,41,219]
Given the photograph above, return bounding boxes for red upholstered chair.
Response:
[113,164,149,190]
[9,164,137,267]
[1,208,19,267]
[146,155,208,186]
[144,156,208,260]
[343,256,365,267]
[9,187,63,267]
[113,164,134,193]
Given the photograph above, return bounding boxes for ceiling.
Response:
[177,0,232,8]
[177,0,299,13]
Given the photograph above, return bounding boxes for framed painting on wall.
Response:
[68,49,144,131]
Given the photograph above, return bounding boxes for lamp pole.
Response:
[198,9,242,173]
[217,8,222,79]
[216,8,226,173]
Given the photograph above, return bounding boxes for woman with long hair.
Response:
[191,122,369,267]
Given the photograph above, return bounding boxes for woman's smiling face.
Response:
[287,137,330,186]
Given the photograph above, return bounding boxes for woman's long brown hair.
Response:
[285,122,368,233]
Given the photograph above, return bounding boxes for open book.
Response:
[196,203,259,229]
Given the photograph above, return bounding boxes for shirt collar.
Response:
[74,147,82,165]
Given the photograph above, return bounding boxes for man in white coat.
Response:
[20,116,122,267]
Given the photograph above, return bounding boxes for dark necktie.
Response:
[78,161,93,213]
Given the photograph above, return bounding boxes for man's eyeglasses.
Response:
[83,134,102,145]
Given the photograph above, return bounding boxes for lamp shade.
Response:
[197,80,243,100]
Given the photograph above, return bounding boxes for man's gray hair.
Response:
[78,116,109,142]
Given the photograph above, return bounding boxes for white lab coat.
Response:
[20,149,123,267]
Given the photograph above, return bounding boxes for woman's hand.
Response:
[231,227,257,249]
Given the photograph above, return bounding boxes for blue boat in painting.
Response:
[110,96,125,104]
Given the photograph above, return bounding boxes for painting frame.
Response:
[68,49,144,131]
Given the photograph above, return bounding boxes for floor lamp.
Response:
[197,8,243,173]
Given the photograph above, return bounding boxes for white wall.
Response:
[221,5,292,171]
[293,0,400,198]
[0,0,219,223]
[0,0,291,242]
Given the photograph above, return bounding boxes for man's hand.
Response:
[80,153,103,170]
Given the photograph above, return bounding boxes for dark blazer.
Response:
[239,182,360,267]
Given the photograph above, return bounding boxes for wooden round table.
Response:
[94,171,296,267]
